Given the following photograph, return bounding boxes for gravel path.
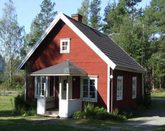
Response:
[123,98,165,130]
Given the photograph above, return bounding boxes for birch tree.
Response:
[0,0,24,87]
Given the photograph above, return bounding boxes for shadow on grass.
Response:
[0,110,20,117]
[0,118,94,131]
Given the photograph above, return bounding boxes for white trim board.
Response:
[19,12,116,70]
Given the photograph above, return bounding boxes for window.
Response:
[132,77,137,99]
[60,38,70,53]
[35,76,49,98]
[81,77,98,102]
[117,76,123,100]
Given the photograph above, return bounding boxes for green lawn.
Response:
[0,95,15,116]
[151,89,165,98]
[0,94,121,131]
[154,125,165,131]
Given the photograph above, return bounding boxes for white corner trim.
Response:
[107,66,110,112]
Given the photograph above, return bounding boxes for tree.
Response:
[90,0,101,30]
[25,0,56,49]
[0,0,24,87]
[143,0,165,89]
[103,0,128,34]
[77,0,90,25]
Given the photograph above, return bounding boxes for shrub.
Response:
[119,107,135,118]
[73,111,85,119]
[73,103,127,121]
[14,94,36,116]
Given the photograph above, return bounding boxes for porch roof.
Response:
[30,60,87,76]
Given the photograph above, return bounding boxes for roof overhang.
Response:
[30,60,88,76]
[116,65,146,74]
[19,12,116,70]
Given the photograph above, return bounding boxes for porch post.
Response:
[66,78,69,100]
[59,79,62,100]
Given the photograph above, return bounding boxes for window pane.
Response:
[90,91,95,98]
[90,85,95,92]
[117,76,123,100]
[83,79,88,85]
[83,91,88,97]
[83,85,88,91]
[62,42,68,51]
[90,80,95,86]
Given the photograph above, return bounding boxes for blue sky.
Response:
[0,0,151,33]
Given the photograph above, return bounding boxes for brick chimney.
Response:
[71,14,82,22]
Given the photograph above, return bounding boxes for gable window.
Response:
[81,77,98,102]
[35,76,49,98]
[132,77,137,99]
[117,76,123,101]
[60,38,70,53]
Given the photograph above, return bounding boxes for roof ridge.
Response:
[64,14,108,38]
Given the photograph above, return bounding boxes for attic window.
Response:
[60,38,70,53]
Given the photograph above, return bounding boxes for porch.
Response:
[31,60,87,118]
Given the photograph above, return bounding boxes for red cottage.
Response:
[19,13,145,118]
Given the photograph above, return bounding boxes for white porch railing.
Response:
[59,99,82,117]
[37,97,55,115]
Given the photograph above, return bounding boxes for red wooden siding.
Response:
[26,21,108,108]
[113,69,142,110]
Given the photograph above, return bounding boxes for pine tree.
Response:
[0,0,24,87]
[78,0,90,25]
[90,0,101,30]
[25,0,56,49]
[143,0,165,89]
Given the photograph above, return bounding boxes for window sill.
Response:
[82,98,97,103]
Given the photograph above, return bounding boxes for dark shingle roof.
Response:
[31,60,87,76]
[66,15,145,73]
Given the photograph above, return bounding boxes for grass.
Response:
[151,89,165,98]
[154,125,165,131]
[0,95,16,116]
[0,117,94,131]
[0,93,122,130]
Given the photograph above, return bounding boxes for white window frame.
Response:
[35,76,49,98]
[132,77,137,99]
[116,76,123,101]
[81,76,98,102]
[60,38,70,53]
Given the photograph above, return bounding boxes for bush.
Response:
[73,103,127,121]
[118,107,135,118]
[14,94,36,116]
[73,111,85,119]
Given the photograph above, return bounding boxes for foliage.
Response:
[22,0,56,58]
[77,0,90,25]
[0,0,25,87]
[14,94,36,116]
[102,0,165,89]
[89,0,101,30]
[151,88,165,98]
[73,102,126,121]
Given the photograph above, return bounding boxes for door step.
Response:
[45,111,59,118]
